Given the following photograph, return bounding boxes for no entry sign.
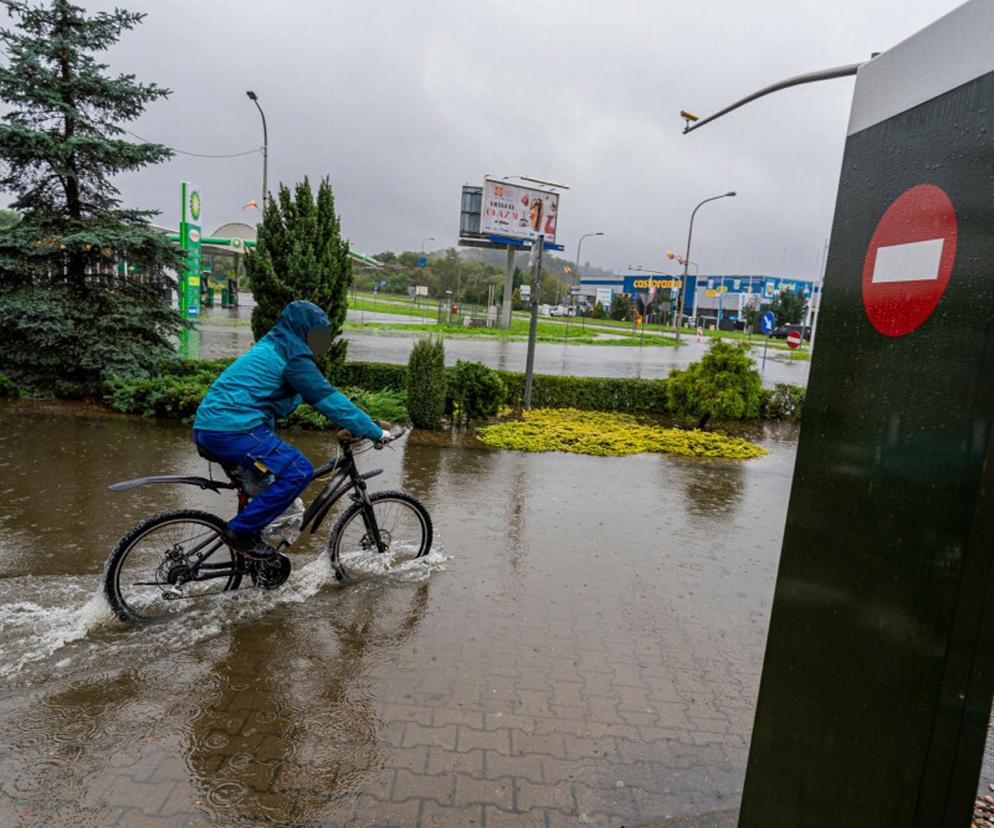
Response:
[861,184,957,337]
[786,330,802,349]
[741,3,994,826]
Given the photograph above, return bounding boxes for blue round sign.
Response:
[761,311,776,334]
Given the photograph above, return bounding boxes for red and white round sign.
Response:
[786,331,802,350]
[861,184,957,337]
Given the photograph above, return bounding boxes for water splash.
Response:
[0,578,118,680]
[0,547,449,683]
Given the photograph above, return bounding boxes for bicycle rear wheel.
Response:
[103,510,242,624]
[327,491,432,582]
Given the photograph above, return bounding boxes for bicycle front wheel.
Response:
[327,491,432,582]
[103,510,242,624]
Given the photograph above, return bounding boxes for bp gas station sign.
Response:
[179,181,202,317]
[741,2,994,824]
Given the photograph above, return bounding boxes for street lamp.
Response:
[570,231,604,309]
[420,237,434,257]
[674,192,736,338]
[246,91,268,210]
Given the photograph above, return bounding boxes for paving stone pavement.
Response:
[0,421,794,826]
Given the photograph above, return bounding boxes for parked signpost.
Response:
[760,310,775,370]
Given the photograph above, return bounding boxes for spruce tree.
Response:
[247,177,353,379]
[0,0,182,395]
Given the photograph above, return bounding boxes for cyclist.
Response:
[192,300,385,560]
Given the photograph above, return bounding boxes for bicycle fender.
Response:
[108,475,236,493]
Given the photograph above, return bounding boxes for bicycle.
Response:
[102,427,432,624]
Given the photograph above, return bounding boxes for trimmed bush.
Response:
[761,383,806,421]
[448,360,506,425]
[497,372,667,413]
[666,340,763,421]
[406,336,447,430]
[336,361,407,391]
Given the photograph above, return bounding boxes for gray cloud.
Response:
[77,0,961,277]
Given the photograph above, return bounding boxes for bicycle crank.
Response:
[252,554,292,590]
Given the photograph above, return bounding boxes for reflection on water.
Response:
[680,461,745,519]
[182,583,429,825]
[0,399,805,824]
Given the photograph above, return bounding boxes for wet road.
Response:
[191,303,811,386]
[0,401,798,825]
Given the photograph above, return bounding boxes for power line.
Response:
[123,129,260,159]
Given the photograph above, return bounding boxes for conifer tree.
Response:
[247,177,353,379]
[0,0,182,395]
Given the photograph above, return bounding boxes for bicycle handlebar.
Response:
[335,424,408,448]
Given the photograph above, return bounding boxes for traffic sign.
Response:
[786,330,802,349]
[760,311,775,334]
[861,184,957,337]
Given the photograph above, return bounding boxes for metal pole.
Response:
[810,237,829,348]
[677,193,736,340]
[523,235,544,409]
[682,61,864,134]
[247,91,268,209]
[501,245,515,329]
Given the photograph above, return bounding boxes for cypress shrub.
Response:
[406,337,447,429]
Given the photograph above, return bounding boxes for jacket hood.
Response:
[264,300,331,360]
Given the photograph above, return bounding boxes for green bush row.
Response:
[331,360,670,416]
[105,365,408,428]
[0,373,23,398]
[98,358,803,423]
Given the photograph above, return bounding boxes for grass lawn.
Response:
[343,320,681,347]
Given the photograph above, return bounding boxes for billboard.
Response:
[481,178,558,243]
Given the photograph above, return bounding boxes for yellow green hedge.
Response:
[477,408,767,459]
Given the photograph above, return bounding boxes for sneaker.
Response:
[221,527,278,560]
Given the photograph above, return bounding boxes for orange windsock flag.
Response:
[242,199,259,210]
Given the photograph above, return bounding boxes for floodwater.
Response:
[4,401,994,824]
[0,400,800,825]
[189,301,811,387]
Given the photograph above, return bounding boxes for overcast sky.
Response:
[77,0,962,277]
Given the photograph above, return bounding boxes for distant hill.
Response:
[456,246,614,277]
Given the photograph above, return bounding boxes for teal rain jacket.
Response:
[193,300,382,439]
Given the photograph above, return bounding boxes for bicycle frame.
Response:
[300,440,386,551]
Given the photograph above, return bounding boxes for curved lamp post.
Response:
[569,231,604,307]
[246,91,268,210]
[674,192,736,338]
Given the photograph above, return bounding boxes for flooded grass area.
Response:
[0,400,802,825]
[188,303,811,387]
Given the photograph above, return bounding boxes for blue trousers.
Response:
[193,426,313,535]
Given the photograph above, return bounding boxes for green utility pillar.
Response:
[741,3,994,825]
